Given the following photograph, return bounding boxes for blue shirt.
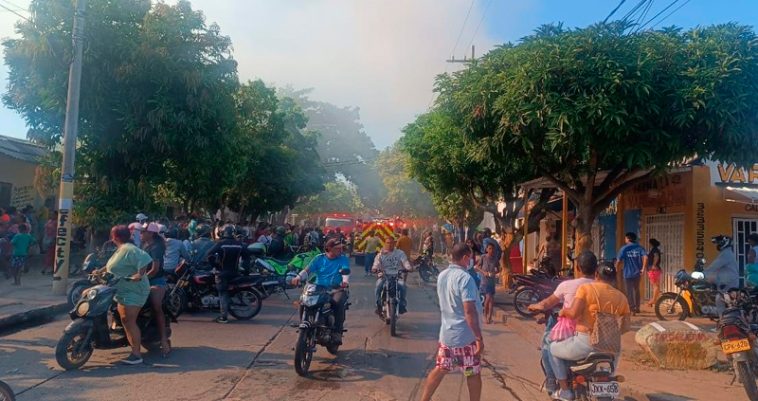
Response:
[307,254,351,288]
[618,242,647,279]
[437,264,482,347]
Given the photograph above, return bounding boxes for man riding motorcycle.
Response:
[189,224,215,265]
[372,236,413,316]
[291,238,350,344]
[704,235,740,291]
[267,226,289,260]
[206,225,249,324]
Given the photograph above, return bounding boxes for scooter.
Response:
[55,272,171,370]
[67,243,118,308]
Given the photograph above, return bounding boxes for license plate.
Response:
[722,338,752,354]
[589,382,620,398]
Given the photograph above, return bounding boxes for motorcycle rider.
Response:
[206,225,247,324]
[704,235,740,291]
[267,226,289,260]
[291,238,350,344]
[372,236,413,316]
[189,224,215,266]
[128,213,148,248]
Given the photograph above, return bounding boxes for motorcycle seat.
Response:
[569,352,616,374]
[266,258,291,266]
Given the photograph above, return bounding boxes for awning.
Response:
[724,186,758,204]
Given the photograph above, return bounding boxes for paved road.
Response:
[0,265,526,401]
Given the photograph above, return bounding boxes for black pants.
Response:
[625,276,641,311]
[330,289,348,332]
[215,273,234,318]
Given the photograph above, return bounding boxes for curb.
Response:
[0,302,69,335]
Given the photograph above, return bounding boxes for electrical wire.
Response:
[465,0,494,54]
[603,0,627,23]
[650,0,691,29]
[636,0,681,32]
[450,0,476,59]
[0,0,31,23]
[620,0,648,22]
[0,0,26,12]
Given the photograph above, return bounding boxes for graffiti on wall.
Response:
[10,185,34,208]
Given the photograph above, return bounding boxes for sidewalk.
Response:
[0,254,84,333]
[492,289,742,401]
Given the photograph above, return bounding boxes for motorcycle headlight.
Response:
[85,289,98,301]
[76,302,90,317]
[301,294,320,307]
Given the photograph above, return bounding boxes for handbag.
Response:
[549,315,576,342]
[588,284,622,353]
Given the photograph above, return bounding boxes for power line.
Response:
[450,0,476,59]
[0,1,31,24]
[620,0,648,22]
[650,0,691,29]
[603,0,627,23]
[636,0,680,32]
[465,0,494,53]
[0,0,26,12]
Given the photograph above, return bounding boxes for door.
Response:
[733,218,758,287]
[644,214,684,296]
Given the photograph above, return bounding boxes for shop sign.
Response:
[709,162,758,187]
[627,174,686,208]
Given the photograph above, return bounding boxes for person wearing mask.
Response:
[397,228,413,261]
[140,223,170,356]
[267,226,289,260]
[476,242,500,324]
[528,251,598,395]
[129,213,148,248]
[644,238,662,307]
[615,232,647,314]
[102,225,153,365]
[291,238,350,344]
[549,261,631,401]
[420,243,483,401]
[704,235,740,290]
[207,225,247,324]
[372,236,413,315]
[363,231,382,276]
[163,228,190,274]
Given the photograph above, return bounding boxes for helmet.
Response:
[196,224,211,238]
[221,224,236,239]
[275,226,286,236]
[164,228,179,239]
[712,235,732,251]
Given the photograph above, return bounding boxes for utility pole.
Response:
[52,0,87,295]
[446,45,476,64]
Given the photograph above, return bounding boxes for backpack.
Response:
[588,284,622,354]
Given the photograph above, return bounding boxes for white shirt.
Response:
[553,277,595,309]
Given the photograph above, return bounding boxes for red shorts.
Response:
[647,269,662,285]
[435,341,481,376]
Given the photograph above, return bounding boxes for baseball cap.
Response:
[136,213,148,221]
[144,222,162,233]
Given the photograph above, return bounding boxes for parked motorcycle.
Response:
[0,379,14,401]
[249,247,320,276]
[413,254,439,283]
[67,243,118,307]
[292,283,349,377]
[511,270,566,317]
[718,289,758,400]
[55,272,171,370]
[654,259,720,321]
[378,271,407,337]
[165,261,262,320]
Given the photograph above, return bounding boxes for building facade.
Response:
[0,134,49,209]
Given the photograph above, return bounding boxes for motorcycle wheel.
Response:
[513,288,539,317]
[737,360,758,401]
[67,281,91,308]
[654,293,688,321]
[229,290,263,320]
[389,301,397,337]
[0,380,14,401]
[165,287,187,318]
[294,329,314,377]
[55,328,93,370]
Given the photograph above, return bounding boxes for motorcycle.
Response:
[0,379,14,401]
[292,283,349,377]
[67,243,118,307]
[249,247,320,276]
[654,259,720,321]
[511,270,566,317]
[413,254,439,283]
[718,289,758,401]
[165,261,262,320]
[55,273,171,370]
[378,271,407,337]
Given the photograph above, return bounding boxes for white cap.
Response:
[136,213,148,222]
[145,222,161,233]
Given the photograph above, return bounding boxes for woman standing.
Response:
[104,225,152,365]
[477,243,500,323]
[645,238,662,307]
[141,223,170,357]
[42,211,57,275]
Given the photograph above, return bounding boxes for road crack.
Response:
[482,357,526,401]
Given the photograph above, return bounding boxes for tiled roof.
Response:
[0,134,47,164]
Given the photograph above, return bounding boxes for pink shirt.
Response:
[553,277,595,309]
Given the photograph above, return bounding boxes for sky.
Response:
[1,0,758,149]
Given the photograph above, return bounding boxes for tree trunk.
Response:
[573,204,597,276]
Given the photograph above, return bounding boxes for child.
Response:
[10,224,35,285]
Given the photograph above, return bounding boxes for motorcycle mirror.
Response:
[690,271,705,280]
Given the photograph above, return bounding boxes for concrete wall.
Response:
[0,155,43,209]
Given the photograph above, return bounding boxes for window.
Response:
[0,182,11,208]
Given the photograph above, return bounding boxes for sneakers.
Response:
[552,389,574,401]
[214,316,229,324]
[121,354,143,365]
[544,379,558,395]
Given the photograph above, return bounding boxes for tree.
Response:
[438,22,758,250]
[293,181,364,217]
[375,144,436,217]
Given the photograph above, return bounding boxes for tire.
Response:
[55,328,93,371]
[389,301,397,337]
[228,290,263,320]
[67,281,91,308]
[294,329,314,377]
[326,344,340,355]
[654,293,688,321]
[0,380,14,401]
[737,360,758,401]
[513,288,539,317]
[165,287,187,318]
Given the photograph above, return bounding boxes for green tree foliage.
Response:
[418,21,758,248]
[293,181,364,217]
[375,144,436,218]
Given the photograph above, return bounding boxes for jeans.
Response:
[375,277,406,309]
[625,276,641,311]
[548,332,594,380]
[541,314,558,384]
[215,273,233,319]
[331,289,348,332]
[365,252,376,274]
